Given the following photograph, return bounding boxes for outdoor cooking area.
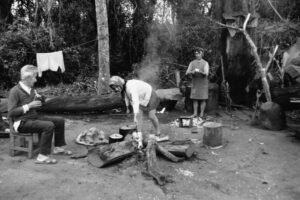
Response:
[1,0,300,199]
[1,94,300,199]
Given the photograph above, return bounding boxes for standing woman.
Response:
[186,47,209,118]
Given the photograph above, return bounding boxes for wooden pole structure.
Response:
[209,14,276,102]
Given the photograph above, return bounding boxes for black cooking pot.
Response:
[109,133,123,143]
[119,125,137,137]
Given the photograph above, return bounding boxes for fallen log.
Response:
[42,88,183,113]
[40,93,123,113]
[1,88,182,113]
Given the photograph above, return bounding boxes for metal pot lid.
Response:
[120,124,137,130]
[110,133,123,139]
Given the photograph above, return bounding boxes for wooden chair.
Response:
[9,118,40,159]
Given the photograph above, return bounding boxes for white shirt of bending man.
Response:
[124,79,152,115]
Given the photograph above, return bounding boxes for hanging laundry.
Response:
[36,50,65,77]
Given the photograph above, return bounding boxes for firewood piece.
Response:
[87,141,135,168]
[156,145,185,162]
[145,138,173,186]
[203,122,223,148]
[159,143,196,158]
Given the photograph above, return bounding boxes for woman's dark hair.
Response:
[194,47,204,54]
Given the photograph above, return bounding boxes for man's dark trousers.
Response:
[18,116,66,155]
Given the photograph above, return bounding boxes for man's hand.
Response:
[126,107,130,114]
[28,100,42,109]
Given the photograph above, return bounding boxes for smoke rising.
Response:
[136,27,161,90]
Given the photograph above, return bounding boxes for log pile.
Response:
[142,138,174,186]
[87,136,197,186]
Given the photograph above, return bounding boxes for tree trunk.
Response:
[95,0,110,94]
[221,0,258,104]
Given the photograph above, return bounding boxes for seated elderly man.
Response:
[8,65,71,164]
[109,76,162,137]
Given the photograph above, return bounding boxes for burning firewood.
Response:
[86,134,196,186]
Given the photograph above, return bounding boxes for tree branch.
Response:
[265,45,279,72]
[266,0,285,22]
[243,13,251,30]
[207,14,272,102]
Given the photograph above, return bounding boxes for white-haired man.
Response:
[109,76,162,137]
[8,65,71,164]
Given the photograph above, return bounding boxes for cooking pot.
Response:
[109,133,123,143]
[119,124,137,137]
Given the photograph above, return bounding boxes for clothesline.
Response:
[3,38,98,54]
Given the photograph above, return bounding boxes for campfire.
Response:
[73,120,224,186]
[73,125,197,186]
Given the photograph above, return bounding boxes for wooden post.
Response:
[203,122,223,147]
[95,0,110,94]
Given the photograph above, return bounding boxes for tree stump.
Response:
[202,122,223,148]
[258,102,286,131]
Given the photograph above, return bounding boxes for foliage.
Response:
[0,0,299,95]
[38,76,98,97]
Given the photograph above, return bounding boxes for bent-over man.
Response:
[109,76,162,137]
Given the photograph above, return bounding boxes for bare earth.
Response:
[0,108,300,200]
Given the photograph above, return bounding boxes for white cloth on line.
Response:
[36,50,65,77]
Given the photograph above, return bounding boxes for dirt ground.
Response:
[1,107,300,200]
